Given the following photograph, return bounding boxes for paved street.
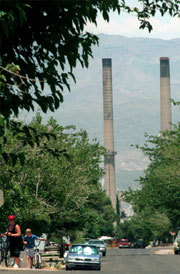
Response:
[101,248,180,273]
[1,248,180,274]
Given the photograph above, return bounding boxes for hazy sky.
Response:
[86,10,180,40]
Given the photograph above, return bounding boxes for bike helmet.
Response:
[8,215,15,221]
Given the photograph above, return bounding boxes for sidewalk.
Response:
[0,251,63,271]
[153,246,174,255]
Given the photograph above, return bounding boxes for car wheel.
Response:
[66,264,71,270]
[96,266,101,271]
[174,250,179,255]
[103,252,106,256]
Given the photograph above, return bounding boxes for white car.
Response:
[65,244,101,271]
[173,237,180,255]
[88,240,106,256]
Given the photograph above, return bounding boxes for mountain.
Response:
[28,34,180,190]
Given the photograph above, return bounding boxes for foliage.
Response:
[0,0,120,119]
[115,210,171,245]
[71,231,85,244]
[123,122,180,241]
[1,0,180,119]
[0,114,64,164]
[83,189,116,239]
[0,114,115,239]
[125,0,180,31]
[116,195,120,226]
[115,215,151,245]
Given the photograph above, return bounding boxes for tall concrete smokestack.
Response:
[160,57,172,131]
[102,58,116,210]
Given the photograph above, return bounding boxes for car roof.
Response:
[88,239,104,242]
[71,243,98,247]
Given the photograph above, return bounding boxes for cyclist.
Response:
[24,228,46,269]
[1,215,22,268]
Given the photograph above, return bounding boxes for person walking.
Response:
[24,228,46,269]
[2,215,22,268]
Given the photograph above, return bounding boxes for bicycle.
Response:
[34,240,42,269]
[0,235,12,267]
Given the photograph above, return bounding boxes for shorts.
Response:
[10,247,21,258]
[25,248,35,258]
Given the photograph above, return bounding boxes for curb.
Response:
[0,266,59,271]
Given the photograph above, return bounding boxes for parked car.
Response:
[133,239,145,249]
[118,239,130,248]
[173,237,180,255]
[88,239,107,256]
[65,244,101,271]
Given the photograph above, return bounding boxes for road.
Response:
[1,248,180,274]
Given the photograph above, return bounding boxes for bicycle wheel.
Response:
[35,254,41,269]
[0,249,4,263]
[4,250,11,267]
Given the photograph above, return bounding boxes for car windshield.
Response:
[89,240,104,245]
[69,245,98,255]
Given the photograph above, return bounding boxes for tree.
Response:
[1,0,180,119]
[124,122,180,238]
[0,114,115,239]
[83,188,116,238]
[115,211,171,245]
[125,0,180,31]
[0,0,119,119]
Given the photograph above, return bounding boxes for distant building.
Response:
[117,190,134,223]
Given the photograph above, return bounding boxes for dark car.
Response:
[133,240,145,248]
[65,244,101,271]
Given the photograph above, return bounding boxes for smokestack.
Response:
[160,57,172,131]
[102,58,116,210]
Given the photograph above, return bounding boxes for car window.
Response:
[89,240,104,245]
[69,245,98,255]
